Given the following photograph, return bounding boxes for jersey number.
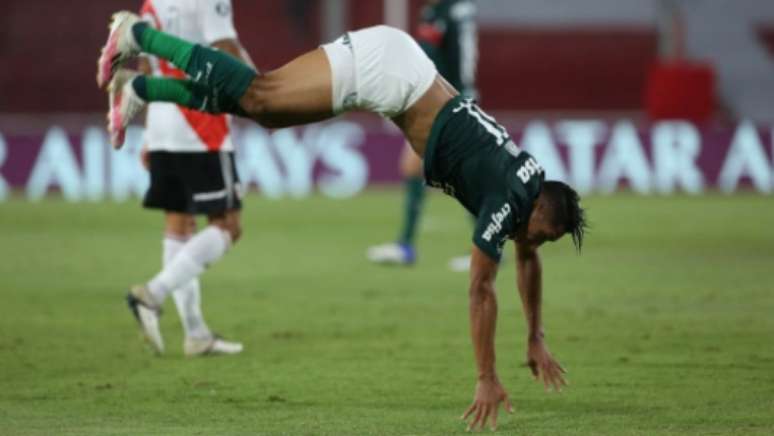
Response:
[453,99,509,145]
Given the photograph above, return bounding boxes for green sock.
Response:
[397,177,426,246]
[133,22,193,70]
[132,76,210,110]
[132,22,256,116]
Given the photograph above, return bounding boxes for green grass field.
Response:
[0,191,772,435]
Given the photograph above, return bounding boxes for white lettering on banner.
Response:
[652,122,704,194]
[236,128,285,198]
[316,121,368,198]
[597,121,651,194]
[718,121,772,193]
[109,126,149,202]
[556,121,605,194]
[273,127,318,198]
[5,120,774,202]
[237,121,368,198]
[82,127,106,201]
[0,132,7,200]
[521,121,567,183]
[26,127,83,201]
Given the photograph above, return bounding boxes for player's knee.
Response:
[468,278,495,302]
[241,76,283,128]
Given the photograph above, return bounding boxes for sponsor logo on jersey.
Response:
[482,203,511,242]
[516,157,543,183]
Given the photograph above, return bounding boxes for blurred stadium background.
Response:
[1,1,772,435]
[2,0,774,197]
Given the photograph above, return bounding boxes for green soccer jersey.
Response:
[415,0,478,98]
[424,97,545,261]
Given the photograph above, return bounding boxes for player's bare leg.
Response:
[99,11,336,148]
[238,48,335,129]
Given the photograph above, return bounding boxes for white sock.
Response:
[163,237,211,339]
[148,226,231,305]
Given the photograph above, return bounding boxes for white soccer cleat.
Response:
[126,284,165,354]
[107,69,146,149]
[366,242,416,265]
[447,254,471,272]
[184,335,244,357]
[97,11,142,89]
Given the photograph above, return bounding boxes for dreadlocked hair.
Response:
[540,181,588,252]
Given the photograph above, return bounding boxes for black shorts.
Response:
[143,151,242,215]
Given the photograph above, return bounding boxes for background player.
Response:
[367,0,478,271]
[129,0,254,356]
[98,17,585,429]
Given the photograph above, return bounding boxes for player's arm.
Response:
[515,242,567,391]
[462,245,513,431]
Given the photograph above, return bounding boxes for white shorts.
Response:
[321,25,438,118]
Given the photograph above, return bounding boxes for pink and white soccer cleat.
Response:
[97,11,142,89]
[107,69,145,149]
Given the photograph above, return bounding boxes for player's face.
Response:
[521,204,564,247]
[524,219,564,247]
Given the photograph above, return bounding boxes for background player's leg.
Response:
[367,143,424,266]
[397,144,426,247]
[146,224,231,307]
[164,213,212,341]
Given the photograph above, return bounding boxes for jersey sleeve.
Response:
[198,0,238,44]
[472,197,517,262]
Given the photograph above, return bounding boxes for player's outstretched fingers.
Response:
[504,395,514,414]
[527,360,539,380]
[462,403,476,421]
[555,365,568,390]
[491,405,499,431]
[479,404,491,431]
[468,406,485,432]
[542,364,554,391]
[549,362,567,390]
[548,366,563,392]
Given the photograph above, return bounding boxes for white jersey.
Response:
[140,0,238,152]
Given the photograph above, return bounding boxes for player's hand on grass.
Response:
[461,376,513,432]
[527,337,567,392]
